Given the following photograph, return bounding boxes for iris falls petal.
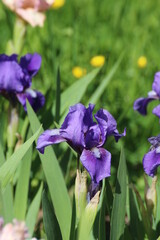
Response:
[36,129,66,154]
[143,149,160,177]
[80,147,111,183]
[133,97,155,115]
[152,72,160,97]
[152,104,160,118]
[17,89,45,112]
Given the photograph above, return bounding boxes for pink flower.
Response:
[2,0,54,27]
[0,219,29,240]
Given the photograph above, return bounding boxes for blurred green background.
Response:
[1,0,160,192]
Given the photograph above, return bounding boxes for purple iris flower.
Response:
[37,103,126,183]
[0,53,45,112]
[143,135,160,177]
[133,72,160,118]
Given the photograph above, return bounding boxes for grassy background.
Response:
[1,0,160,192]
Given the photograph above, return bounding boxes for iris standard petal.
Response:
[60,103,95,151]
[152,72,160,97]
[85,125,101,148]
[20,53,42,77]
[113,128,126,142]
[36,129,66,154]
[95,109,117,135]
[0,54,18,62]
[0,60,24,93]
[16,89,45,112]
[133,97,155,115]
[83,103,95,132]
[148,135,160,148]
[143,149,160,177]
[152,104,160,118]
[80,147,111,183]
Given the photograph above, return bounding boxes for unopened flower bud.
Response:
[75,169,87,221]
[78,190,100,239]
[85,190,100,225]
[145,176,157,218]
[14,133,23,151]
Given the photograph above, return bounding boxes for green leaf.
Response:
[105,178,113,217]
[129,188,145,240]
[42,188,62,240]
[0,126,41,188]
[0,141,13,223]
[58,68,100,116]
[55,67,61,123]
[0,184,13,223]
[98,193,106,240]
[0,141,5,166]
[69,195,76,240]
[26,183,43,237]
[27,101,71,240]
[92,179,106,240]
[110,148,127,240]
[131,184,153,239]
[87,53,124,105]
[14,128,33,220]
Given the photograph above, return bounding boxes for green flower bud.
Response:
[78,190,100,239]
[145,176,157,218]
[75,169,87,222]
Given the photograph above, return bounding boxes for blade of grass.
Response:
[98,193,106,240]
[110,148,126,240]
[0,126,41,188]
[27,101,71,240]
[0,141,13,222]
[42,188,62,240]
[0,184,13,223]
[129,188,145,240]
[14,128,33,220]
[0,141,5,166]
[58,67,100,116]
[87,53,124,105]
[105,178,113,217]
[55,67,61,123]
[69,195,76,240]
[131,184,153,239]
[26,183,43,237]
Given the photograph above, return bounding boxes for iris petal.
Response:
[36,129,66,154]
[0,60,24,93]
[20,53,42,77]
[60,103,95,151]
[152,104,160,118]
[80,147,111,183]
[148,135,160,147]
[17,89,45,112]
[133,97,155,115]
[95,109,117,135]
[143,149,160,177]
[113,128,126,142]
[152,72,160,97]
[95,108,125,143]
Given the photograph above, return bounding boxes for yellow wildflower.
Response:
[137,56,147,68]
[72,66,86,78]
[52,0,65,9]
[90,55,105,67]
